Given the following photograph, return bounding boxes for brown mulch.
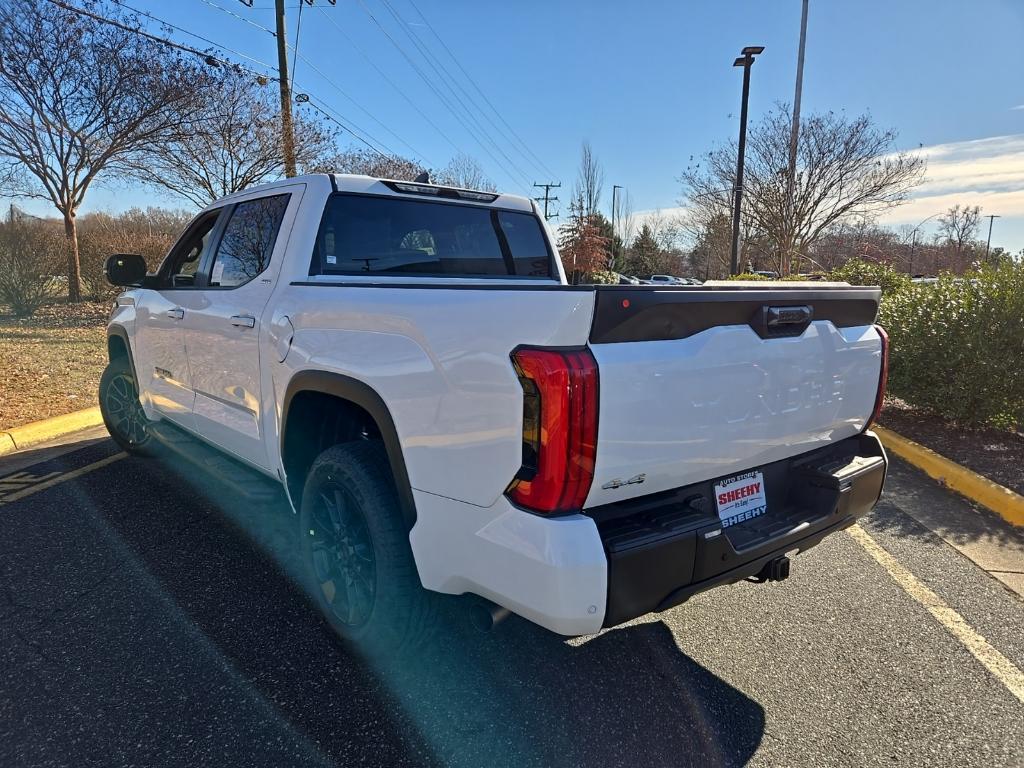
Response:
[0,301,109,431]
[879,398,1024,497]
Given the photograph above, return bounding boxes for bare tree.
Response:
[680,105,925,275]
[130,71,336,208]
[612,188,635,267]
[318,148,425,181]
[433,153,496,191]
[937,204,981,258]
[0,1,211,301]
[575,142,604,216]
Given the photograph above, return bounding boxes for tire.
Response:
[298,441,437,655]
[99,357,155,456]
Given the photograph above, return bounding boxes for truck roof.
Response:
[212,173,535,213]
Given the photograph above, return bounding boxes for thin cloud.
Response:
[1012,104,1024,111]
[883,134,1024,224]
[632,134,1024,251]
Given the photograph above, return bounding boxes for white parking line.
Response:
[848,524,1024,705]
[0,453,126,506]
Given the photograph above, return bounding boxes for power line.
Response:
[300,96,390,160]
[373,0,533,190]
[290,0,303,89]
[198,0,277,36]
[352,0,531,192]
[210,0,434,165]
[311,3,464,158]
[44,0,266,73]
[403,0,559,182]
[288,45,435,165]
[46,0,409,171]
[108,0,277,73]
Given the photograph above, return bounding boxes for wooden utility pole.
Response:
[274,0,297,177]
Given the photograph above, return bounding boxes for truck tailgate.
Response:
[584,285,883,508]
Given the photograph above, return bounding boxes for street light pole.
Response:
[908,212,941,276]
[784,0,809,276]
[985,214,1000,260]
[730,46,764,276]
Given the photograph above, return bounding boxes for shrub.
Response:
[828,257,911,295]
[77,208,192,300]
[0,219,62,317]
[879,263,1024,429]
[587,269,620,284]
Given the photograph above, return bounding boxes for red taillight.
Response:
[865,324,889,430]
[506,347,599,514]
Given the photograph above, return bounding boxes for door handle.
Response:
[230,315,256,328]
[166,308,184,320]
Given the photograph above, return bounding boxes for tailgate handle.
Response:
[751,305,813,338]
[767,305,812,327]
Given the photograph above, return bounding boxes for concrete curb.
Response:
[0,406,104,457]
[874,425,1024,527]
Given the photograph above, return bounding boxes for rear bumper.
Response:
[595,432,887,627]
[408,432,886,636]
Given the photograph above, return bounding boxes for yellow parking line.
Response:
[0,453,126,506]
[848,524,1024,705]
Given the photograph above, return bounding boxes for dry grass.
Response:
[0,301,109,430]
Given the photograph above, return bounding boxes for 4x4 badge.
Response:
[602,473,646,490]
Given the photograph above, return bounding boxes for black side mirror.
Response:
[104,253,147,287]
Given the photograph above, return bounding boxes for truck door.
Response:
[183,188,299,470]
[133,208,226,431]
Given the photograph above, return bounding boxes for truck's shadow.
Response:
[145,454,766,768]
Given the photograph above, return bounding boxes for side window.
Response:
[158,210,222,288]
[208,195,289,288]
[497,211,552,277]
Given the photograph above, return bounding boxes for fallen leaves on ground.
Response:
[0,301,109,430]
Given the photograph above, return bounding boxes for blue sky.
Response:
[14,0,1024,252]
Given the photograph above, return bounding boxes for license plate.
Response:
[714,470,767,528]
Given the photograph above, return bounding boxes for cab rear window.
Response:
[311,194,553,278]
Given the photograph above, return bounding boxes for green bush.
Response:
[828,258,911,295]
[584,269,620,285]
[879,263,1024,429]
[726,272,814,282]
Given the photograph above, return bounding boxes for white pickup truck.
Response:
[102,173,888,650]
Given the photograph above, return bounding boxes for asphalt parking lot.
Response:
[1,430,1022,768]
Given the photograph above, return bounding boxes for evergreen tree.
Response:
[624,223,663,277]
